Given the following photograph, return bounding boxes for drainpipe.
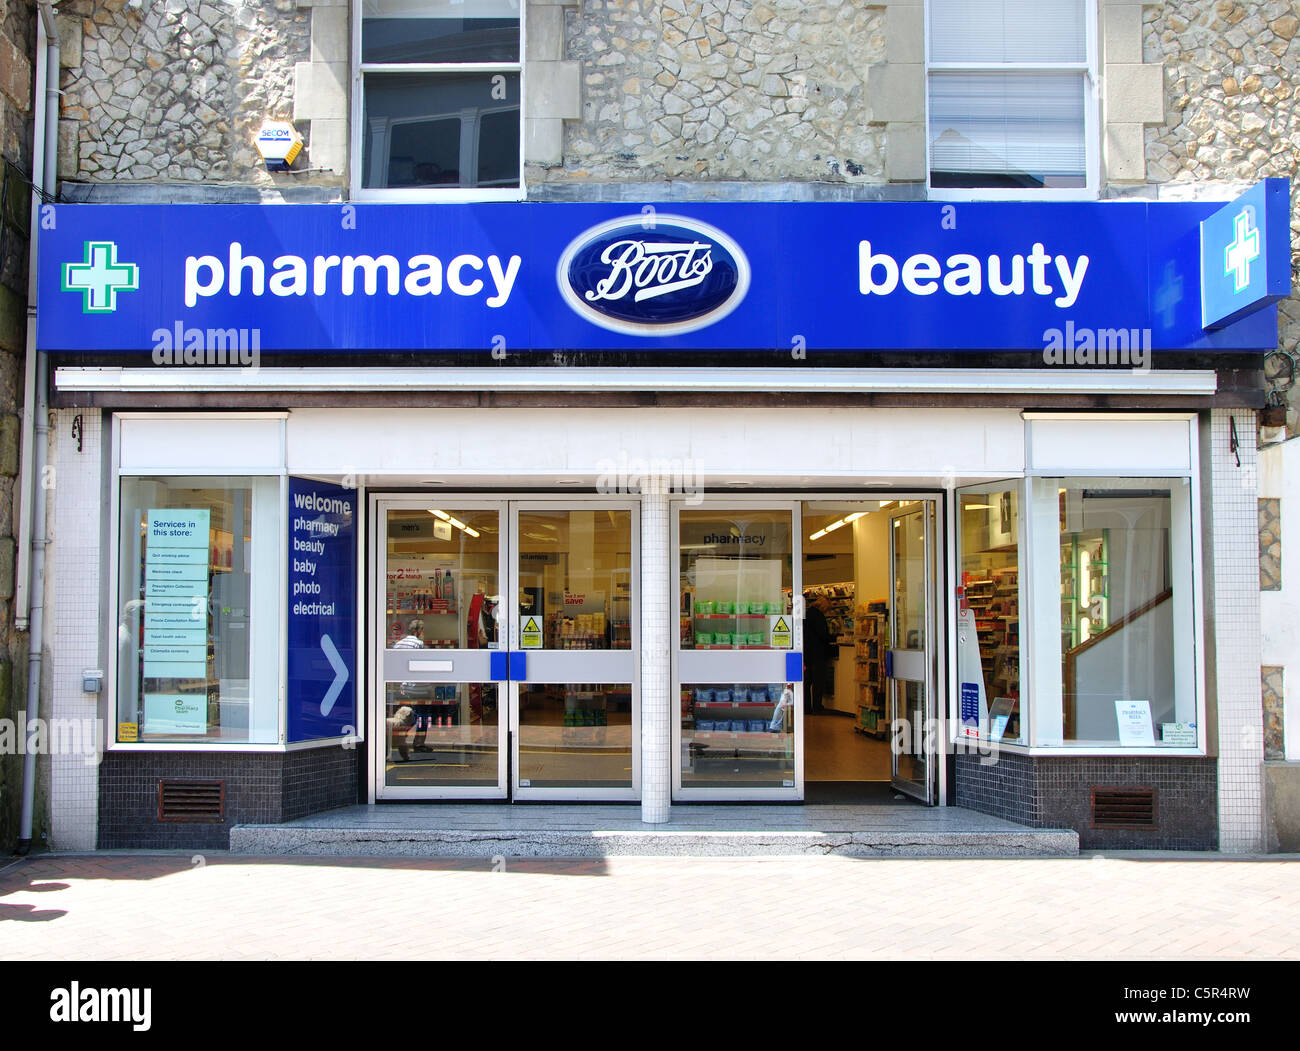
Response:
[16,2,60,855]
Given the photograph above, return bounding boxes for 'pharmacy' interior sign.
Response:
[40,189,1288,355]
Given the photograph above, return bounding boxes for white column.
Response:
[1209,409,1264,853]
[48,409,103,850]
[639,477,671,823]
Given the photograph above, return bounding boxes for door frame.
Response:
[671,497,805,802]
[668,491,947,804]
[369,493,642,803]
[887,499,938,804]
[507,498,642,802]
[370,495,511,801]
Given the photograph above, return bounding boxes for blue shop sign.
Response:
[1200,178,1291,329]
[287,479,356,743]
[38,191,1288,354]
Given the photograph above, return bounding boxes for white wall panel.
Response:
[120,416,284,471]
[286,407,1025,481]
[1027,416,1193,472]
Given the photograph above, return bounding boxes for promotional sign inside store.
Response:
[39,188,1289,353]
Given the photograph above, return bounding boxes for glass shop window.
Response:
[116,476,279,744]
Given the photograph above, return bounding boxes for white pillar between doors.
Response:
[640,477,672,823]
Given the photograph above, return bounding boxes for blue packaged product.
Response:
[748,719,767,733]
[730,720,747,732]
[714,690,731,704]
[732,687,748,704]
[696,720,713,732]
[695,687,714,704]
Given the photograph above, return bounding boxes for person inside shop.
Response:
[768,683,796,733]
[802,591,831,715]
[394,618,435,754]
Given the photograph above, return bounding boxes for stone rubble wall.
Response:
[58,0,317,185]
[546,0,887,184]
[1142,1,1300,433]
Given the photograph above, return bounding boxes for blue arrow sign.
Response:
[287,479,356,742]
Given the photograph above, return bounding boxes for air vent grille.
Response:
[1091,786,1157,829]
[157,779,226,823]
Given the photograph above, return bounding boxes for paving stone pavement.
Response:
[1,851,1297,960]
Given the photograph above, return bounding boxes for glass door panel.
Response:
[377,502,506,798]
[889,501,935,803]
[511,505,637,798]
[675,504,801,796]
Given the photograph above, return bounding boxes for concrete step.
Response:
[230,804,1080,858]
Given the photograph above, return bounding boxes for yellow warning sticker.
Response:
[769,615,792,649]
[521,615,543,649]
[118,722,139,742]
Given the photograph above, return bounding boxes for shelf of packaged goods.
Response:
[689,645,779,650]
[694,613,776,620]
[388,608,457,616]
[693,701,777,709]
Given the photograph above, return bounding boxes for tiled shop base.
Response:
[229,802,1079,857]
[956,753,1217,850]
[98,747,360,850]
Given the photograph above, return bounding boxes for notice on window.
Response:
[520,615,543,649]
[143,509,210,683]
[144,693,207,735]
[769,615,792,649]
[1115,700,1155,746]
[1161,722,1198,746]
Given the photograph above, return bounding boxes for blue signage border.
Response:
[38,194,1288,355]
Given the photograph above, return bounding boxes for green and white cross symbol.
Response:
[1223,208,1260,295]
[62,240,139,314]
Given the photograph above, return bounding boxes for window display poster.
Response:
[1161,722,1198,746]
[988,697,1018,742]
[288,478,357,742]
[143,508,209,683]
[956,607,986,738]
[143,693,207,735]
[1115,700,1156,746]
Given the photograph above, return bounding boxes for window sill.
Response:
[926,185,1101,203]
[349,187,526,204]
[952,738,1207,758]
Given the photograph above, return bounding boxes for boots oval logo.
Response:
[557,215,750,336]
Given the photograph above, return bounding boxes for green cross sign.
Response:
[62,240,139,314]
[1224,209,1260,295]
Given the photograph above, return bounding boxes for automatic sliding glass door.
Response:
[673,502,803,800]
[375,500,507,799]
[509,503,639,800]
[373,496,639,801]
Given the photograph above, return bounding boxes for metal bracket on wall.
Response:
[70,414,82,452]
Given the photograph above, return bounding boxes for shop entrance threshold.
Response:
[231,803,1078,858]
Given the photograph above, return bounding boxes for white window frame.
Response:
[350,2,526,202]
[924,0,1101,201]
[106,413,292,753]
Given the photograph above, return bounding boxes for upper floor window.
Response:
[926,0,1097,198]
[354,0,523,200]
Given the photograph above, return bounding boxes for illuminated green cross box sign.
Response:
[61,240,139,314]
